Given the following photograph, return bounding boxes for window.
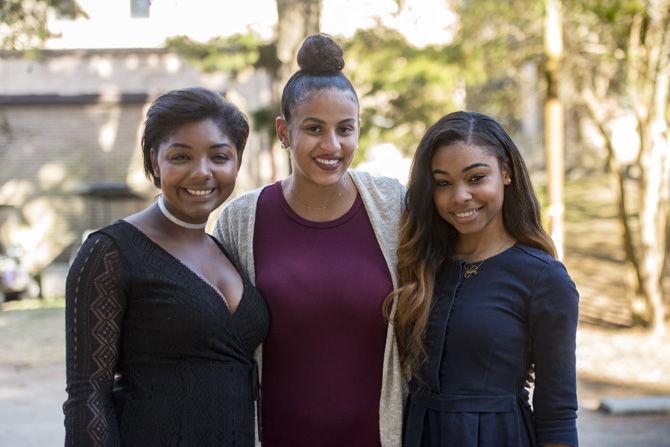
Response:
[130,0,151,18]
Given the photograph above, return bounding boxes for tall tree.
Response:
[273,0,321,176]
[275,0,321,87]
[456,0,670,332]
[167,1,321,181]
[343,27,464,157]
[567,0,670,334]
[0,0,86,50]
[544,0,565,260]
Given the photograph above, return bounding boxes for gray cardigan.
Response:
[213,170,405,447]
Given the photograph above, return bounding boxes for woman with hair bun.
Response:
[64,87,269,446]
[215,34,404,446]
[393,111,579,446]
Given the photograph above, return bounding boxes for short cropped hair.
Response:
[141,87,249,187]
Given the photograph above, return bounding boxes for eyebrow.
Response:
[167,143,233,150]
[301,117,357,125]
[432,162,491,175]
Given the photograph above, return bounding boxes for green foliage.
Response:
[458,0,544,69]
[450,0,651,145]
[166,32,281,141]
[0,0,86,50]
[343,27,464,158]
[251,105,278,141]
[165,33,279,76]
[168,26,471,158]
[451,0,546,132]
[580,0,644,22]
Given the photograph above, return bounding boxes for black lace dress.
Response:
[64,220,269,447]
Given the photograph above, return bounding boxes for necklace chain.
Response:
[457,239,515,278]
[289,185,342,210]
[288,175,349,211]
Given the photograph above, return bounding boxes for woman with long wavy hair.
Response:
[387,111,578,447]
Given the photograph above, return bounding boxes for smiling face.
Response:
[276,87,359,188]
[151,119,238,224]
[431,141,510,243]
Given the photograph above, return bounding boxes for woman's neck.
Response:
[455,227,516,263]
[126,204,209,243]
[281,172,357,221]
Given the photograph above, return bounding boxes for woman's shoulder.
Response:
[69,222,130,277]
[222,186,265,212]
[350,169,405,193]
[349,170,406,213]
[216,186,268,228]
[500,244,568,280]
[509,244,577,299]
[89,220,134,245]
[511,243,555,265]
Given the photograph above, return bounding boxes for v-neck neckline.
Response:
[119,219,245,317]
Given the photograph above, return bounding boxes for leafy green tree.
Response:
[564,0,670,334]
[166,33,279,78]
[455,0,670,332]
[0,0,86,50]
[343,27,464,160]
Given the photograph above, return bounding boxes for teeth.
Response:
[452,209,479,218]
[186,188,214,196]
[315,158,339,166]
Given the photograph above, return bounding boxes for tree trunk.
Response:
[544,0,565,260]
[636,113,669,335]
[630,1,670,334]
[570,0,669,330]
[276,0,322,87]
[273,0,322,177]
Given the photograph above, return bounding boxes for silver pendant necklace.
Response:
[157,195,207,230]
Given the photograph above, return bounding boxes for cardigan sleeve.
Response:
[213,189,263,283]
[63,233,128,447]
[213,202,241,270]
[528,260,579,447]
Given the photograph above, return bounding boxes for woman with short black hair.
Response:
[64,87,269,447]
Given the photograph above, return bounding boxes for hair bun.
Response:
[296,33,345,74]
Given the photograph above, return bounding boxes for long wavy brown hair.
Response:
[385,111,556,380]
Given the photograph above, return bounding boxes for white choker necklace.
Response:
[157,195,207,230]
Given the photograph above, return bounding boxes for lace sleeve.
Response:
[63,233,128,447]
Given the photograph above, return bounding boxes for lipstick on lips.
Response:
[185,188,214,196]
[313,156,341,170]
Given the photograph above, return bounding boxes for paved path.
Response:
[2,362,670,446]
[2,306,670,446]
[0,364,66,447]
[578,409,670,446]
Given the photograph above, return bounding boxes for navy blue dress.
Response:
[404,244,579,447]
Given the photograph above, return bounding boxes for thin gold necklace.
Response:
[463,259,485,278]
[288,176,349,211]
[458,239,515,278]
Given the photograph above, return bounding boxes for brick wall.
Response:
[0,48,275,273]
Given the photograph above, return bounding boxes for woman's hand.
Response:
[524,364,535,389]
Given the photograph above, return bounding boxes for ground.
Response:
[1,174,669,446]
